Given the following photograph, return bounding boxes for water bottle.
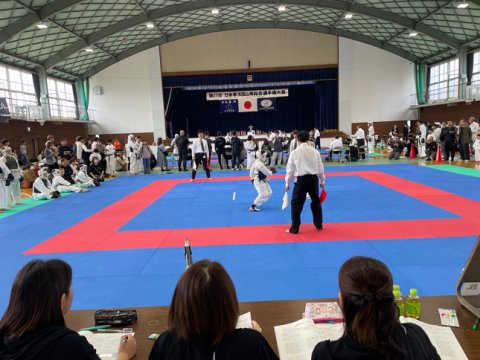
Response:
[406,288,421,319]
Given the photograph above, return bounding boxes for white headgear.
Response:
[3,147,12,157]
[256,150,267,162]
[53,169,62,177]
[128,134,134,141]
[81,164,88,172]
[38,168,49,179]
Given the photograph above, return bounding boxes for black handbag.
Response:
[94,309,138,326]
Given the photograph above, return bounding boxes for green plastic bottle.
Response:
[406,288,421,319]
[393,289,405,318]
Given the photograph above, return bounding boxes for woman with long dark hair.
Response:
[312,256,440,360]
[149,259,279,360]
[0,259,136,360]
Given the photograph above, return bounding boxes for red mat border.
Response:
[25,171,480,254]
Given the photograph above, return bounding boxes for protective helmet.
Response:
[80,164,88,172]
[53,169,62,177]
[38,168,49,179]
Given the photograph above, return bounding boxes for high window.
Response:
[428,58,459,101]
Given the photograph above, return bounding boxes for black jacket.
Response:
[176,136,190,154]
[149,329,278,360]
[311,323,440,360]
[214,137,227,152]
[231,137,243,154]
[0,326,99,360]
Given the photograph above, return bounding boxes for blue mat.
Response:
[0,164,478,312]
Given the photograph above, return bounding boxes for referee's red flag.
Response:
[320,189,327,204]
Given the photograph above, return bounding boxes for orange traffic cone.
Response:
[434,145,442,163]
[409,143,416,159]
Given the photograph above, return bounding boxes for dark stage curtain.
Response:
[163,68,338,136]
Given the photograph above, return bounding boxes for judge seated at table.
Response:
[329,136,344,161]
[148,259,279,360]
[0,259,136,360]
[311,256,440,360]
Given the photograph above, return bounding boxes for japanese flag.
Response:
[239,98,258,112]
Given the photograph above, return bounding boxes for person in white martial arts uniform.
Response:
[104,139,117,176]
[127,134,141,175]
[52,169,85,193]
[416,121,427,157]
[32,168,60,200]
[0,157,13,212]
[249,150,274,212]
[368,122,375,154]
[352,125,366,159]
[75,165,97,188]
[244,135,257,170]
[0,147,23,206]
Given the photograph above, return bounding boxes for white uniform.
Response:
[249,154,273,209]
[418,123,427,157]
[52,170,83,193]
[470,122,479,142]
[33,170,56,200]
[127,135,141,174]
[0,158,12,210]
[105,144,116,175]
[75,167,96,188]
[473,139,480,162]
[0,152,22,205]
[368,124,375,154]
[244,141,257,170]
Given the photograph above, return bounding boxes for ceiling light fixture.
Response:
[408,30,418,37]
[36,22,48,29]
[85,47,94,53]
[278,5,286,12]
[344,12,353,19]
[145,22,155,28]
[211,8,219,15]
[457,1,469,8]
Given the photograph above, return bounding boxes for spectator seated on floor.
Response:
[405,136,418,158]
[425,137,438,161]
[388,136,404,160]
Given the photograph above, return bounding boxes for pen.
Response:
[473,318,479,331]
[96,329,126,333]
[81,325,111,331]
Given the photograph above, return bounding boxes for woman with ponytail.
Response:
[312,256,440,360]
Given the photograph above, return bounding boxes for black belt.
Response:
[297,174,317,178]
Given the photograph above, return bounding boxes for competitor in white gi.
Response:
[417,121,427,157]
[105,139,117,176]
[127,134,140,175]
[0,147,22,206]
[52,169,85,193]
[244,135,257,170]
[249,150,274,212]
[368,122,375,154]
[0,157,13,212]
[75,165,96,188]
[33,168,60,200]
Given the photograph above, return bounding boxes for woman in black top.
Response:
[0,259,136,360]
[149,260,279,360]
[311,256,440,360]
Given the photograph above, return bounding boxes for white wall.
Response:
[88,47,166,138]
[338,37,417,133]
[160,29,338,73]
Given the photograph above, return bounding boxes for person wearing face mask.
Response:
[0,147,23,206]
[32,168,60,200]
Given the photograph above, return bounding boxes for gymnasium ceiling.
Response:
[1,0,480,81]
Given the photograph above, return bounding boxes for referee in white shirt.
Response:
[285,130,325,234]
[191,129,211,181]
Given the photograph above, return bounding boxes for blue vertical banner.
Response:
[219,99,239,113]
[257,98,276,111]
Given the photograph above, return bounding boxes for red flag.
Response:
[320,189,327,204]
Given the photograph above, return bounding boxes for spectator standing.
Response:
[19,140,29,166]
[458,119,472,161]
[140,140,153,174]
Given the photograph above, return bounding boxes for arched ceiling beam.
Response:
[43,0,460,70]
[0,0,84,45]
[81,21,419,79]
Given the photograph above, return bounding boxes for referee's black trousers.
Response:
[290,174,322,233]
[192,153,210,179]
